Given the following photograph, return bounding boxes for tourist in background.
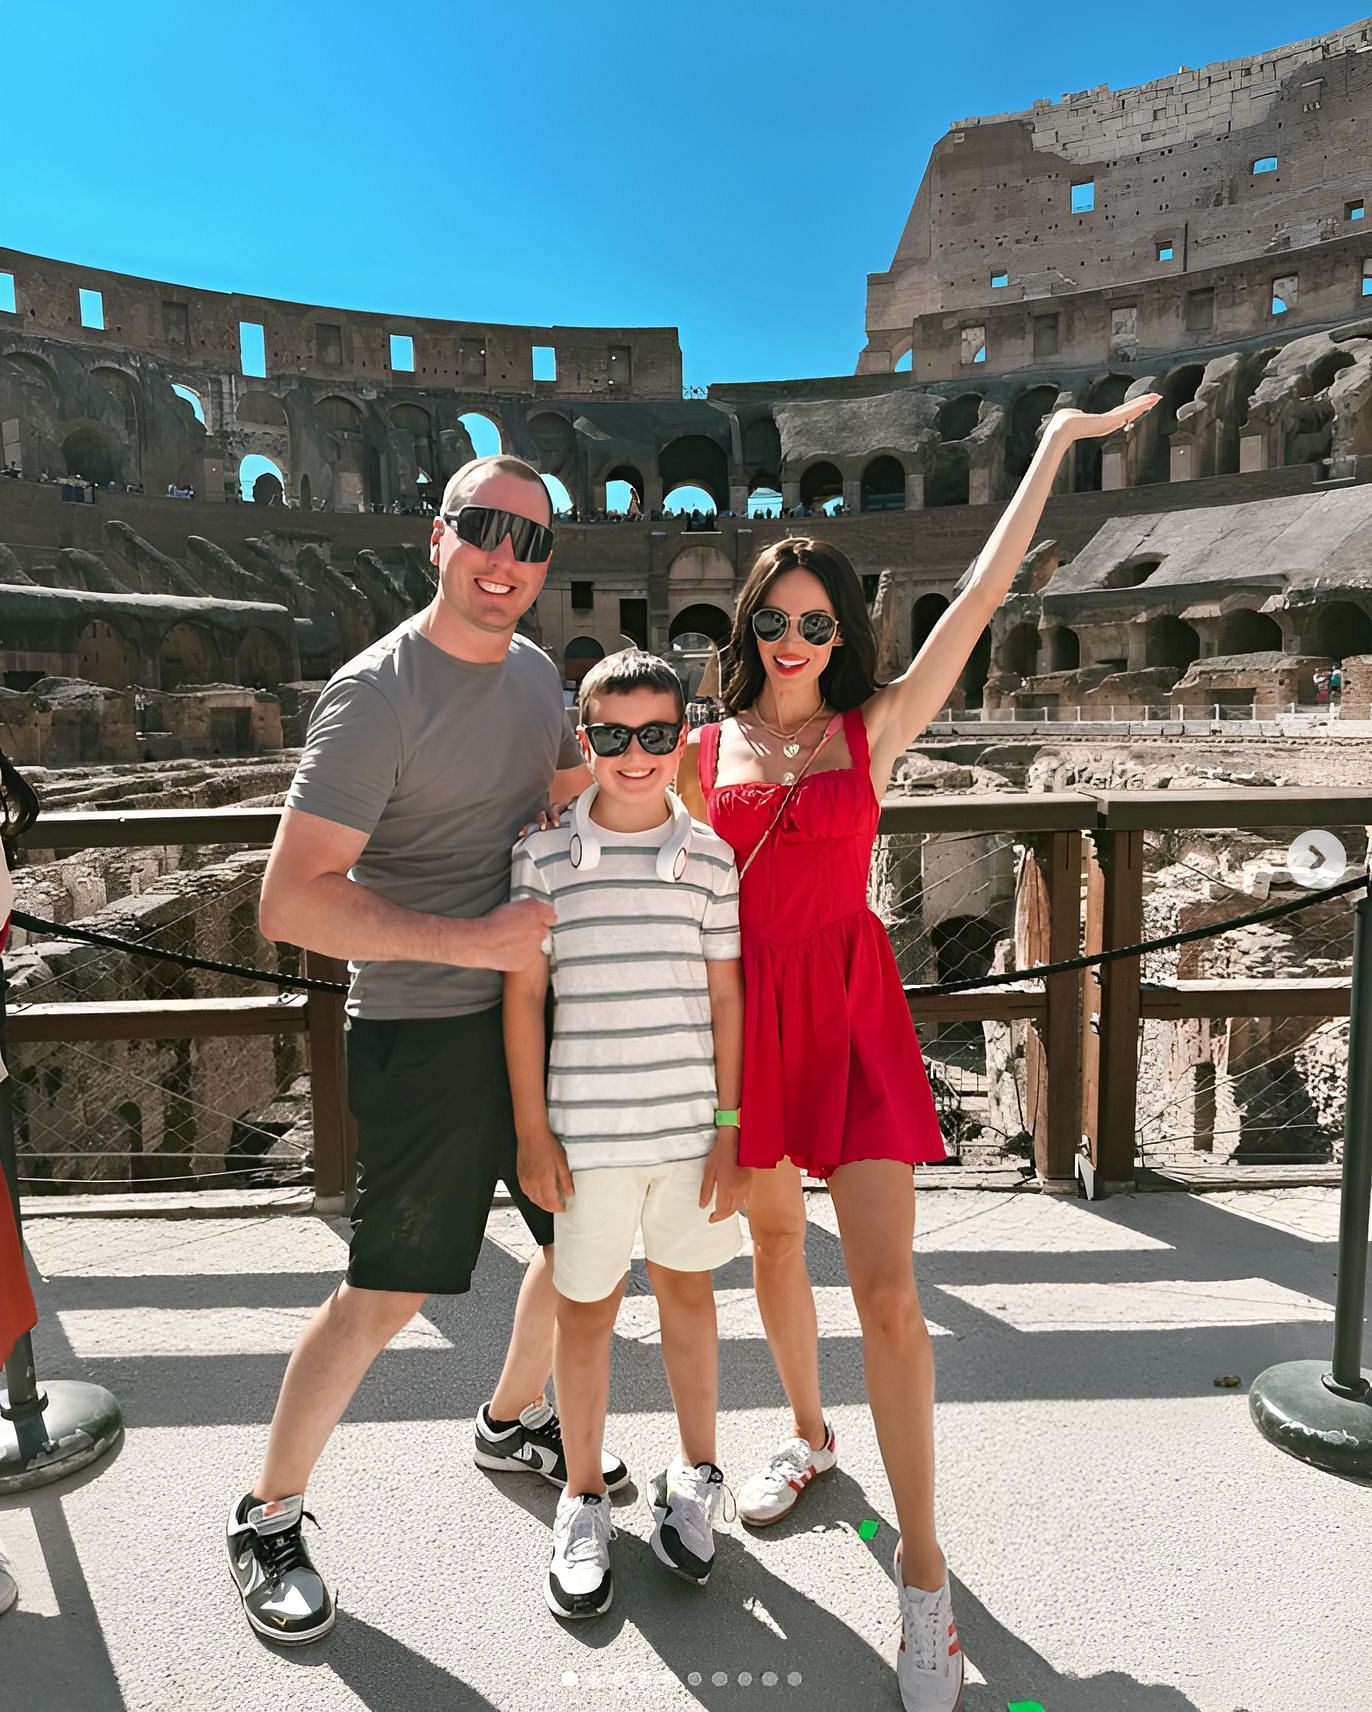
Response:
[678,391,1159,1712]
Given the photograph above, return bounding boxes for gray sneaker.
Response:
[648,1455,725,1585]
[226,1492,335,1644]
[0,1543,16,1617]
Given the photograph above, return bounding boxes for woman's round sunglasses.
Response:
[750,606,839,647]
[581,719,684,758]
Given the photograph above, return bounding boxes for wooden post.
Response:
[1020,830,1084,1187]
[304,950,355,1214]
[1080,828,1144,1196]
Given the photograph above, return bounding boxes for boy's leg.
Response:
[645,1260,718,1470]
[488,1243,557,1422]
[553,1278,628,1494]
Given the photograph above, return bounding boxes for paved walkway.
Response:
[3,1187,1369,1712]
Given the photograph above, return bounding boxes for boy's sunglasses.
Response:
[582,720,684,757]
[751,606,839,647]
[443,504,554,563]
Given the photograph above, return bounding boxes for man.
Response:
[226,454,626,1645]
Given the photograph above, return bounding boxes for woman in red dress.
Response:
[679,394,1158,1710]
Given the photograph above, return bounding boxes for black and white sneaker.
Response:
[474,1400,630,1492]
[545,1490,615,1620]
[649,1455,726,1585]
[226,1492,335,1645]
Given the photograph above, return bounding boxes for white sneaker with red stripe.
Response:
[894,1551,963,1712]
[736,1422,837,1526]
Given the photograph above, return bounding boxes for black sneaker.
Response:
[545,1489,615,1620]
[474,1400,630,1492]
[226,1492,335,1644]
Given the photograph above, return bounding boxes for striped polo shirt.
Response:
[509,810,741,1171]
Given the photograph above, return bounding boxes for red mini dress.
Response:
[699,707,947,1178]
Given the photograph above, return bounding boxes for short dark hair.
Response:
[441,454,552,524]
[721,536,881,715]
[578,648,686,723]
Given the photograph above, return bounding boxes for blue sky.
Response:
[0,0,1358,386]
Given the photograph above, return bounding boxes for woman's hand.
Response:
[1044,393,1160,444]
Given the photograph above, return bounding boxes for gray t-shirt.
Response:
[285,620,581,1019]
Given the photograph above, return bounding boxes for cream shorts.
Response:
[552,1155,743,1302]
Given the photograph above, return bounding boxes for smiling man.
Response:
[224,455,630,1645]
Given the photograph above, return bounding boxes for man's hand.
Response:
[700,1128,751,1223]
[463,899,555,971]
[518,1130,574,1213]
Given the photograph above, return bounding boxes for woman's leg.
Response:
[828,1159,944,1592]
[646,1261,718,1468]
[747,1161,825,1447]
[553,1278,627,1495]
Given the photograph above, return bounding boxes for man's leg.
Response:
[255,1282,426,1501]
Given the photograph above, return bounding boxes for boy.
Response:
[504,648,748,1620]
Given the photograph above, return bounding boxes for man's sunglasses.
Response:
[581,720,684,758]
[443,504,554,563]
[751,606,839,647]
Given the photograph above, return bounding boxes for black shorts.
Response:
[344,1005,554,1295]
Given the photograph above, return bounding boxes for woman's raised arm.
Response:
[865,393,1160,782]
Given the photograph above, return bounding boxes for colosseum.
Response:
[4,15,1372,1188]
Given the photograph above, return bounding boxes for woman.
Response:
[0,747,39,1427]
[678,394,1158,1711]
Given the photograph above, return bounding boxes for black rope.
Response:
[7,868,1365,1001]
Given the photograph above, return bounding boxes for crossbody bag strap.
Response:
[737,714,840,882]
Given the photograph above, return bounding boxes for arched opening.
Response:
[861,455,906,512]
[563,635,605,685]
[605,464,644,515]
[171,383,206,427]
[236,391,288,429]
[236,626,289,689]
[659,435,729,512]
[664,484,717,517]
[78,619,135,689]
[1005,387,1058,487]
[742,417,782,486]
[911,593,949,657]
[391,403,435,488]
[748,483,783,519]
[159,622,220,689]
[1144,366,1206,485]
[1000,623,1039,678]
[240,454,285,504]
[925,443,969,508]
[1216,610,1282,655]
[61,425,119,486]
[298,472,312,512]
[457,411,502,459]
[529,412,577,486]
[936,394,982,443]
[1048,627,1080,671]
[799,461,842,511]
[1304,601,1372,659]
[318,396,375,510]
[669,604,732,647]
[1144,615,1200,671]
[1103,556,1163,589]
[1074,375,1132,490]
[542,474,574,517]
[958,626,992,708]
[1310,349,1356,394]
[92,367,145,483]
[892,342,914,373]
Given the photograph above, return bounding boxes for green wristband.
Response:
[714,1108,741,1128]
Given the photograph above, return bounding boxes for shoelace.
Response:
[674,1463,737,1525]
[253,1511,319,1580]
[899,1583,945,1674]
[757,1438,812,1492]
[560,1501,615,1564]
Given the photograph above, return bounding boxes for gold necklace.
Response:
[750,700,829,759]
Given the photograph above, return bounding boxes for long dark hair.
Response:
[720,537,881,716]
[0,748,39,842]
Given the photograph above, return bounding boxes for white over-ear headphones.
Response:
[569,783,692,882]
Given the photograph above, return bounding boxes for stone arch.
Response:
[171,383,207,428]
[1310,349,1356,395]
[456,410,503,460]
[542,474,574,516]
[1073,374,1132,490]
[236,626,289,689]
[669,544,733,586]
[1005,386,1058,487]
[936,394,982,443]
[1103,555,1163,590]
[861,454,905,512]
[298,472,313,512]
[318,396,376,510]
[1144,364,1206,485]
[0,349,61,399]
[1048,627,1080,671]
[90,365,146,475]
[240,454,285,504]
[391,403,435,486]
[912,592,949,657]
[1303,600,1372,659]
[669,603,732,646]
[528,411,577,482]
[77,618,136,689]
[317,394,365,431]
[159,621,221,689]
[61,423,120,485]
[659,435,728,511]
[925,443,969,507]
[1216,610,1282,654]
[563,635,604,684]
[742,416,782,478]
[604,462,644,514]
[999,623,1039,677]
[237,390,288,429]
[798,460,842,510]
[1144,615,1200,671]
